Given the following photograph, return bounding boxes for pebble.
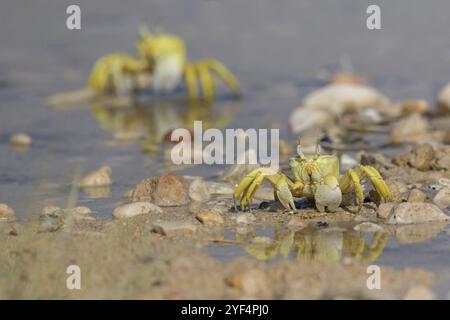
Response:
[129,174,190,206]
[196,208,224,225]
[433,145,450,171]
[225,269,272,299]
[400,99,429,115]
[67,206,96,221]
[302,84,389,114]
[407,189,427,203]
[433,188,450,209]
[42,205,61,216]
[10,132,32,147]
[113,202,162,219]
[188,179,211,202]
[39,214,63,232]
[205,182,234,195]
[290,108,334,134]
[79,165,112,187]
[378,202,449,224]
[236,213,256,225]
[403,286,435,300]
[0,203,15,221]
[151,221,197,236]
[393,143,435,171]
[389,114,429,144]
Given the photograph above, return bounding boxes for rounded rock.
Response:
[196,208,224,225]
[79,166,112,187]
[129,174,190,206]
[188,179,211,202]
[10,133,32,147]
[0,203,15,221]
[113,202,162,219]
[407,189,427,203]
[433,188,450,209]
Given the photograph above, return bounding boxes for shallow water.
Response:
[1,0,450,297]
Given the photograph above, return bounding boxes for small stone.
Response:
[38,214,63,232]
[67,206,96,221]
[290,108,335,134]
[206,182,234,195]
[10,132,31,147]
[129,174,189,206]
[113,202,162,219]
[287,216,307,229]
[400,99,429,116]
[389,114,429,144]
[236,213,256,225]
[196,208,224,225]
[42,205,61,216]
[433,188,450,209]
[433,145,450,171]
[377,203,396,219]
[151,221,197,236]
[71,206,92,215]
[393,144,435,171]
[79,166,112,187]
[407,189,427,203]
[403,286,435,300]
[410,144,435,171]
[0,203,15,221]
[353,222,385,232]
[225,269,272,299]
[381,203,449,224]
[188,179,211,202]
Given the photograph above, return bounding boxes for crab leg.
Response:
[205,59,240,95]
[196,62,215,101]
[233,167,297,212]
[339,168,364,211]
[184,64,199,100]
[355,165,392,202]
[339,165,391,212]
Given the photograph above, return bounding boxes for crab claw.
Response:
[275,183,297,212]
[314,175,342,213]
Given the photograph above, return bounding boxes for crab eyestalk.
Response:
[296,144,306,160]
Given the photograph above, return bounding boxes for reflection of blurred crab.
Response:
[88,26,240,101]
[234,143,392,212]
[92,99,240,153]
[240,227,389,263]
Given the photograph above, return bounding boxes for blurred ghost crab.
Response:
[234,143,393,213]
[88,26,240,101]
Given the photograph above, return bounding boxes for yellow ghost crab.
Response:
[88,26,240,101]
[234,144,393,213]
